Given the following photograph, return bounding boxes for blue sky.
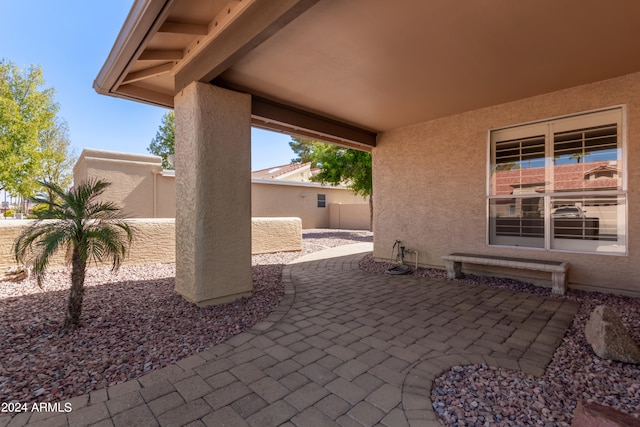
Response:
[1,0,296,171]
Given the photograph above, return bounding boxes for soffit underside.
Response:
[218,0,640,132]
[106,0,640,133]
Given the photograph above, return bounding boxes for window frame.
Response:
[317,193,326,208]
[486,106,627,255]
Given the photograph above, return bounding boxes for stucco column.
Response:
[173,82,252,306]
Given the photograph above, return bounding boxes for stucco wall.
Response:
[155,172,177,218]
[251,180,368,229]
[252,217,302,254]
[0,219,175,269]
[373,71,640,295]
[73,149,165,218]
[73,150,368,229]
[330,203,371,230]
[0,221,65,269]
[0,218,301,269]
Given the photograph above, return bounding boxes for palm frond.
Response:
[32,181,69,211]
[14,178,133,331]
[15,219,73,287]
[83,221,133,272]
[14,178,132,283]
[85,201,123,220]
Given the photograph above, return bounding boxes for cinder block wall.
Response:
[1,218,301,269]
[252,217,302,254]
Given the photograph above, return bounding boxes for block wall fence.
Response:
[0,217,301,269]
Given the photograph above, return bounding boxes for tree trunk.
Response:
[64,249,86,332]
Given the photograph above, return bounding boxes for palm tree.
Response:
[14,179,133,332]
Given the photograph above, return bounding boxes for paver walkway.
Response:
[4,244,579,427]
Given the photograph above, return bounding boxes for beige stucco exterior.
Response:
[330,203,370,231]
[94,1,640,302]
[251,180,368,229]
[0,217,302,270]
[73,149,174,219]
[74,150,369,230]
[0,219,175,269]
[173,83,253,306]
[251,217,302,254]
[373,72,640,296]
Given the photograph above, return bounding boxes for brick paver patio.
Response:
[2,244,579,427]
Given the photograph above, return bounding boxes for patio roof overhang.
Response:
[95,0,640,149]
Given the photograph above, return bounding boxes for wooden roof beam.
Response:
[158,21,208,35]
[252,97,377,149]
[117,84,174,108]
[139,50,184,61]
[174,0,321,93]
[122,62,174,84]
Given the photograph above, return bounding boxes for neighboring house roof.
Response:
[494,161,620,195]
[75,150,348,190]
[252,162,311,180]
[252,162,323,182]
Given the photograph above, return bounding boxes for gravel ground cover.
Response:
[0,229,372,404]
[360,255,640,426]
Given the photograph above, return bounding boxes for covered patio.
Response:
[78,0,640,424]
[95,0,640,302]
[7,245,581,426]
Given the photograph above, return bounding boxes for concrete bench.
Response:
[441,253,569,295]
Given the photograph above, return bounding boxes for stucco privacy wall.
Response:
[251,180,369,229]
[73,149,165,218]
[251,217,302,254]
[0,219,175,269]
[74,150,368,229]
[330,203,370,230]
[373,71,640,295]
[74,149,177,219]
[154,172,177,218]
[0,218,301,269]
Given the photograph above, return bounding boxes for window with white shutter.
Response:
[488,107,625,254]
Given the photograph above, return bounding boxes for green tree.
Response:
[148,110,175,169]
[0,60,58,200]
[15,179,133,332]
[39,119,76,209]
[289,137,373,228]
[289,136,317,166]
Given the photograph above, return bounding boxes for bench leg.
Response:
[445,261,463,279]
[551,271,566,295]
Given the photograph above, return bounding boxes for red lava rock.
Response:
[0,229,371,405]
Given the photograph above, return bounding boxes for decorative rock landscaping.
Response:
[360,255,640,426]
[2,235,638,426]
[0,229,372,405]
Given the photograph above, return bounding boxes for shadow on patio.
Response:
[1,243,588,426]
